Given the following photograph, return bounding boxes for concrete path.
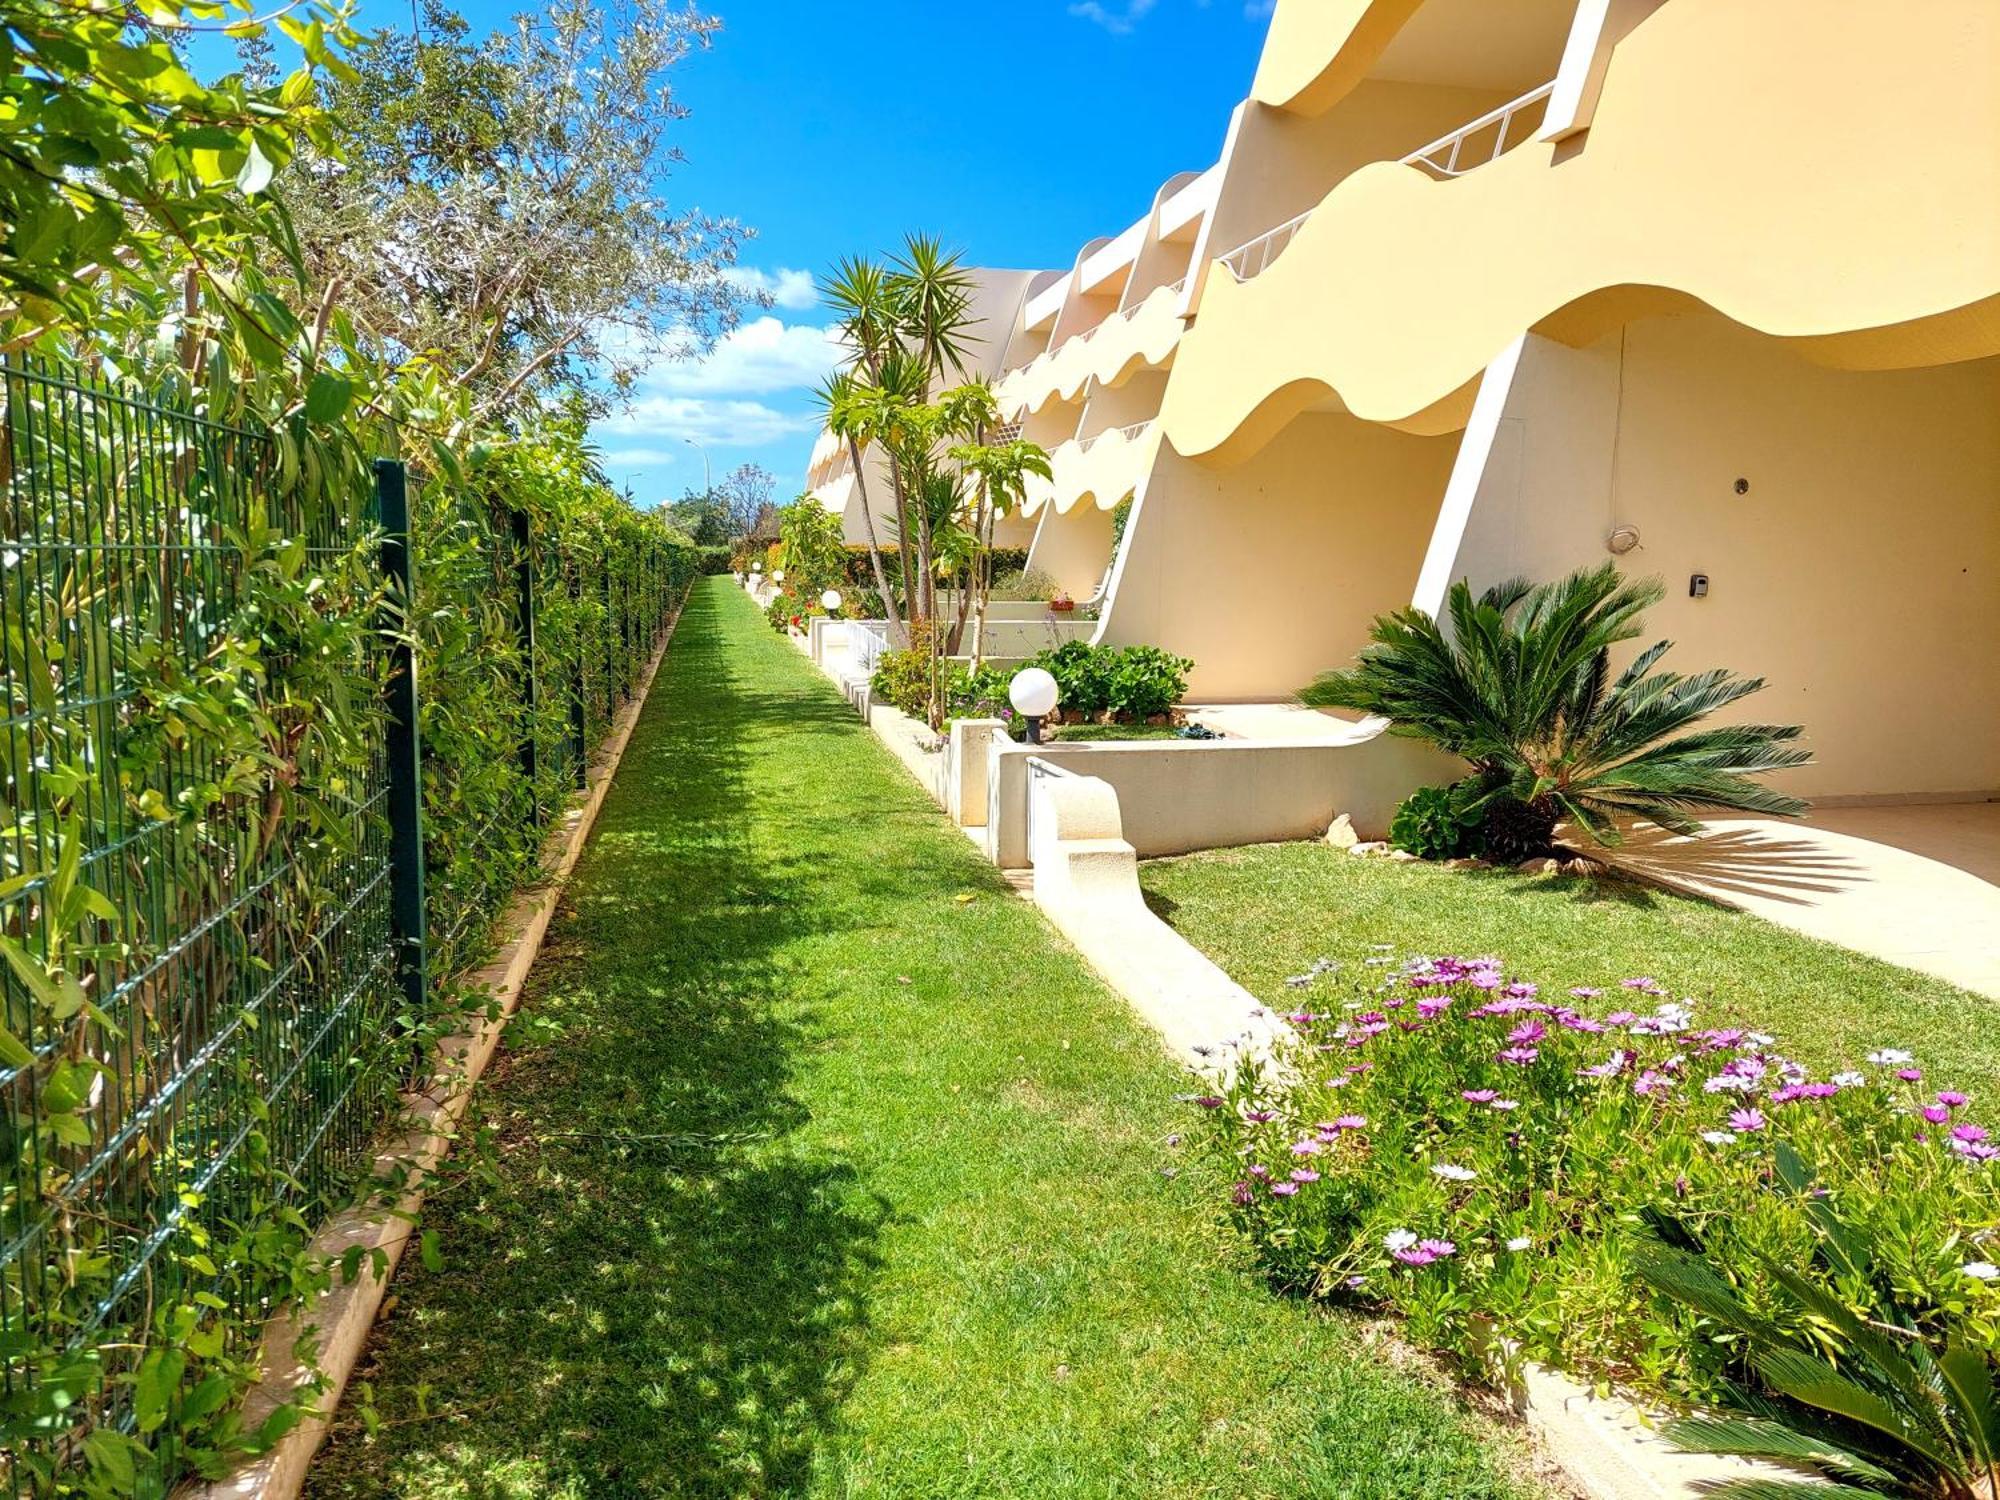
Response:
[1603,803,2000,999]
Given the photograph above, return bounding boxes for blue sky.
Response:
[585,0,1274,505]
[194,0,1273,503]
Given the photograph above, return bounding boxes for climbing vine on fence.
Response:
[0,358,694,1496]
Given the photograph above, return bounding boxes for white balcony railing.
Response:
[1402,80,1555,178]
[852,620,892,676]
[1219,208,1315,283]
[1076,420,1154,454]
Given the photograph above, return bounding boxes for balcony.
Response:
[1022,419,1163,518]
[995,282,1188,418]
[1401,81,1555,179]
[1220,212,1317,284]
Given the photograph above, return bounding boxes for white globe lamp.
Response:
[1008,667,1059,745]
[773,568,786,584]
[820,589,843,614]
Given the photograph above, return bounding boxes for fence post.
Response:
[375,458,428,1018]
[511,507,538,820]
[604,557,618,704]
[569,557,587,787]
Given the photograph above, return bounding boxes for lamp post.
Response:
[683,437,711,495]
[821,589,843,615]
[1009,667,1059,746]
[773,569,785,585]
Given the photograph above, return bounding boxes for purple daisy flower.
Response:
[1728,1108,1767,1133]
[1392,1238,1457,1267]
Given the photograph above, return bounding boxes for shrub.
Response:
[697,544,734,575]
[870,623,950,717]
[991,565,1058,601]
[1301,565,1810,859]
[1188,957,2000,1410]
[777,497,847,596]
[1104,645,1192,720]
[1038,639,1114,718]
[1389,784,1487,860]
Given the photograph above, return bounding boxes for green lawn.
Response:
[304,578,1536,1500]
[1140,844,1998,1089]
[1050,722,1190,742]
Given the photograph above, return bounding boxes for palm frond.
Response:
[1663,1415,1901,1489]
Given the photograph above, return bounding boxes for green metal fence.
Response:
[0,355,686,1491]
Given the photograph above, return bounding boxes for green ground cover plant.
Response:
[1145,844,2000,1496]
[303,580,1542,1500]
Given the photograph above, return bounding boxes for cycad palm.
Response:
[1636,1150,2000,1499]
[1300,564,1810,856]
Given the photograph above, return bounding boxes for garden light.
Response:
[1008,666,1059,745]
[773,569,785,583]
[821,589,843,613]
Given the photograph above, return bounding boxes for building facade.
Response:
[810,0,2000,804]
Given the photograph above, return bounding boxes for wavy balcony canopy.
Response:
[1020,423,1163,518]
[998,282,1187,419]
[1168,0,2000,465]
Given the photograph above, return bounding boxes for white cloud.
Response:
[637,316,845,397]
[598,396,820,449]
[1069,0,1158,34]
[595,446,685,467]
[723,266,818,311]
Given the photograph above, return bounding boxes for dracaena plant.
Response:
[1638,1149,2000,1500]
[1300,564,1811,860]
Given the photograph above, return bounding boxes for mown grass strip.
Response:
[304,579,1537,1500]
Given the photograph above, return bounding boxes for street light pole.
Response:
[684,437,712,494]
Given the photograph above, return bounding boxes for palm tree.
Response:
[814,369,902,642]
[816,239,981,639]
[1300,564,1810,859]
[890,233,979,379]
[951,436,1051,664]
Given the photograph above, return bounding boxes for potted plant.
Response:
[1049,590,1076,614]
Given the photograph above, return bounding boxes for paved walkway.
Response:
[1603,803,2000,999]
[304,579,1531,1500]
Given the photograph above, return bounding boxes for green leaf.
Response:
[0,1024,32,1070]
[305,370,353,423]
[134,1347,186,1434]
[83,1428,136,1487]
[420,1228,444,1273]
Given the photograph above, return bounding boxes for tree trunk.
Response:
[846,438,903,648]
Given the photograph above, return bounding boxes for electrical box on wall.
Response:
[1689,573,1710,598]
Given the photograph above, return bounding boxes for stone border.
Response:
[186,598,686,1500]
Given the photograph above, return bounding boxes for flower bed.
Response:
[1191,955,2000,1412]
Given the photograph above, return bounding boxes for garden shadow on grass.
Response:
[308,585,887,1500]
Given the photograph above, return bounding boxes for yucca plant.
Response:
[1300,564,1810,858]
[1635,1152,2000,1498]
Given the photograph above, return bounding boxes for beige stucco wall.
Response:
[1433,320,2000,800]
[1026,501,1118,599]
[1099,415,1458,700]
[986,734,1462,869]
[1167,0,2000,464]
